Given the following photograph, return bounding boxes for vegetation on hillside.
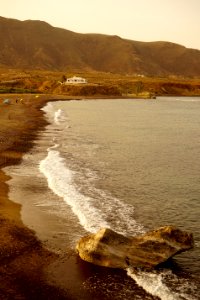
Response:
[0,69,200,98]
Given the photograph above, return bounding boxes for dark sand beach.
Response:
[0,95,57,297]
[0,95,75,299]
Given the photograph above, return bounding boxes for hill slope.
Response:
[1,16,200,76]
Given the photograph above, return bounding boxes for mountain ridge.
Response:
[1,16,200,77]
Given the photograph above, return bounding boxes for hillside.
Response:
[1,16,200,77]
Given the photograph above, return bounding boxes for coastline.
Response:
[2,95,199,300]
[0,94,130,300]
[0,94,71,299]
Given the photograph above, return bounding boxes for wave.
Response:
[40,104,144,235]
[39,145,144,235]
[127,268,197,300]
[40,148,109,233]
[54,108,68,124]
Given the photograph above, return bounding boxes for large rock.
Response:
[76,226,194,270]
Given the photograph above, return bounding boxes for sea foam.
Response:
[40,148,109,233]
[127,268,198,300]
[54,108,68,124]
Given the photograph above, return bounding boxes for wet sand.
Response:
[0,94,135,300]
[0,94,81,299]
[0,95,62,298]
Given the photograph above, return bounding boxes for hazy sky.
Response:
[1,0,200,49]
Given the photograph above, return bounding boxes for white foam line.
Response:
[127,268,179,300]
[54,108,68,124]
[39,149,109,233]
[41,102,54,113]
[127,268,197,300]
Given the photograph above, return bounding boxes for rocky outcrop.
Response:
[76,226,194,270]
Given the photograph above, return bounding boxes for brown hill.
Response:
[1,16,200,77]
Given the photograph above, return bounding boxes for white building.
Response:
[65,76,87,84]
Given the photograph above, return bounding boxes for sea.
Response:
[4,97,200,299]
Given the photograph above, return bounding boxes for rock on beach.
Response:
[76,226,194,270]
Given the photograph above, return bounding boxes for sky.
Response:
[0,0,200,50]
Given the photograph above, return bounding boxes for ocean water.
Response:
[4,97,200,299]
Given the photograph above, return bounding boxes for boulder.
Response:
[76,226,194,270]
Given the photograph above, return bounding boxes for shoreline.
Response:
[0,94,130,300]
[0,94,73,299]
[1,94,199,299]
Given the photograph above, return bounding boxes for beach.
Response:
[1,95,200,300]
[0,95,71,299]
[0,95,131,300]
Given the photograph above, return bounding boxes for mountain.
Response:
[1,16,200,77]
